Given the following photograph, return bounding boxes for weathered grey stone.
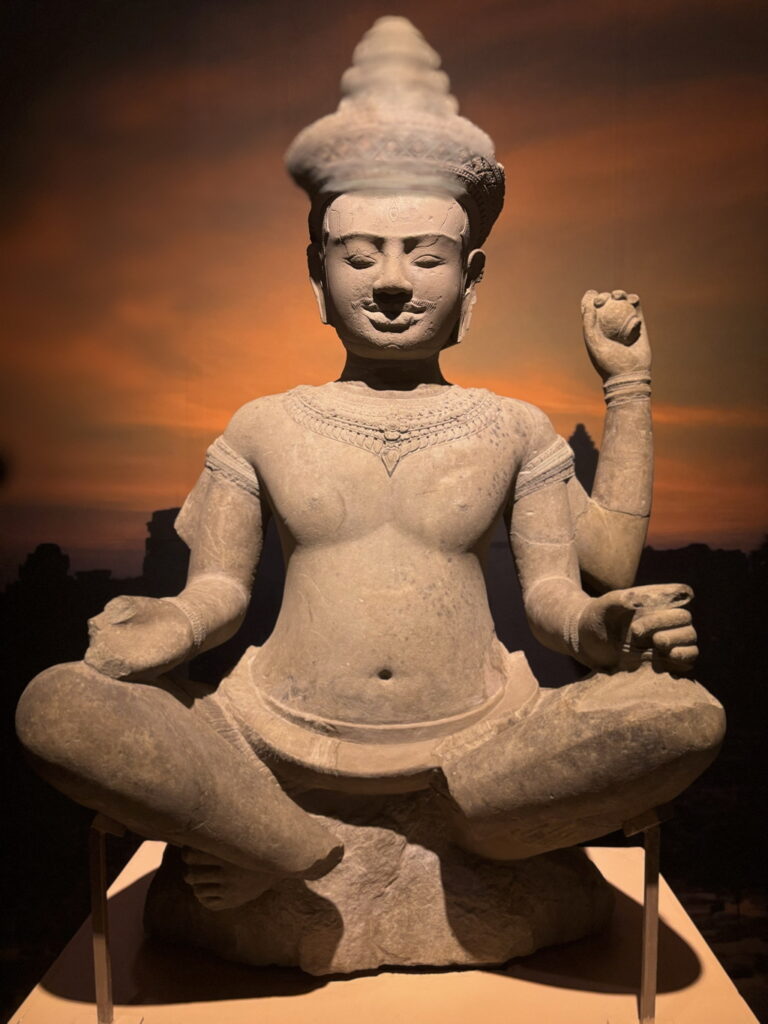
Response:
[144,791,613,974]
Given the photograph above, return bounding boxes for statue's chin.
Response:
[339,333,450,361]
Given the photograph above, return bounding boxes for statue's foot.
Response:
[181,847,278,910]
[146,791,613,974]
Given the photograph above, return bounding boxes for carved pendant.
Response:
[284,383,501,476]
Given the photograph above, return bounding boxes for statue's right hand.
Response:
[85,595,195,680]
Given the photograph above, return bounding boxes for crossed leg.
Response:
[436,668,726,860]
[16,661,344,905]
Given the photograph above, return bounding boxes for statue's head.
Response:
[285,17,504,357]
[307,191,486,359]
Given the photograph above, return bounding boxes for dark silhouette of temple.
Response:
[569,423,599,494]
[2,424,766,1017]
[142,509,189,598]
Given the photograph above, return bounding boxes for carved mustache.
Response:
[359,301,435,314]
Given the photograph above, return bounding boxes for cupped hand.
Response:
[578,583,698,673]
[85,595,195,680]
[581,288,652,381]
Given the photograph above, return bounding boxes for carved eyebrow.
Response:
[405,234,455,250]
[331,233,457,247]
[333,233,385,247]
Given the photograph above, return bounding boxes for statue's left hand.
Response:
[581,289,652,382]
[578,583,698,673]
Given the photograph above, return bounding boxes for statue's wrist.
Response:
[564,604,582,655]
[161,596,205,652]
[563,594,592,657]
[569,599,618,669]
[603,370,652,408]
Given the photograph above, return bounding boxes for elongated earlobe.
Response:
[457,249,486,344]
[307,243,329,324]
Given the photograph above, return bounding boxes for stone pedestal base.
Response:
[144,790,613,974]
[13,842,759,1023]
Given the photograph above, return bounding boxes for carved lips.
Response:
[361,301,433,333]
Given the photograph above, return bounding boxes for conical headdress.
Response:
[285,16,505,246]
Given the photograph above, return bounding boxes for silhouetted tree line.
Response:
[1,426,765,1016]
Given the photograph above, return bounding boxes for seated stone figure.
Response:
[16,17,724,972]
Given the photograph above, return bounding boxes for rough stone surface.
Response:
[144,790,613,974]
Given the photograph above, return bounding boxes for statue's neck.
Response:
[337,352,450,391]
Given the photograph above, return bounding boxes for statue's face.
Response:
[316,192,477,358]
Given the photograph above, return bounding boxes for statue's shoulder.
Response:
[222,391,294,460]
[489,393,556,437]
[482,393,563,471]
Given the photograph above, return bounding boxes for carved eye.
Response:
[346,255,376,269]
[413,255,444,268]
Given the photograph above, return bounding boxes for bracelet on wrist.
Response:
[161,597,205,652]
[563,605,582,655]
[603,370,652,408]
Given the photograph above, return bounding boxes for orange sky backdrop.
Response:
[1,0,766,581]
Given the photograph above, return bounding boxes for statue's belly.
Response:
[217,643,540,790]
[252,637,505,728]
[254,540,508,723]
[211,539,539,787]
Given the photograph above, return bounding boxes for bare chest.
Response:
[254,388,523,551]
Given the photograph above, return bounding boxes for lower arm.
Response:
[575,502,649,592]
[575,374,652,591]
[163,574,250,655]
[592,375,652,517]
[524,576,590,658]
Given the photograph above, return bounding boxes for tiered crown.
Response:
[285,17,505,246]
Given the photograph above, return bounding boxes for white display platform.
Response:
[10,843,758,1024]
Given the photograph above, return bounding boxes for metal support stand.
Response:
[623,804,674,1024]
[89,814,126,1024]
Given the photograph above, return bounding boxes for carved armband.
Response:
[204,436,261,498]
[603,371,652,408]
[175,436,260,549]
[514,436,575,502]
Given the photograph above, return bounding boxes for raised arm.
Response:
[511,407,697,674]
[85,413,265,680]
[569,289,653,593]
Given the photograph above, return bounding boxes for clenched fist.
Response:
[581,289,651,382]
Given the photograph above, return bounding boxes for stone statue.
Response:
[16,17,725,973]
